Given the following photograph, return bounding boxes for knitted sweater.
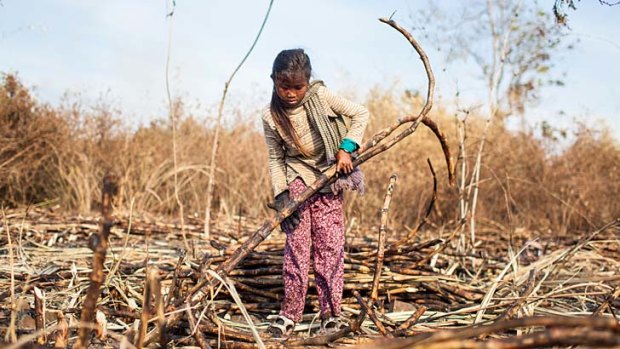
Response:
[262,84,369,198]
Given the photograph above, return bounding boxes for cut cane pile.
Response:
[1,207,619,348]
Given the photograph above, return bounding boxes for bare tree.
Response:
[411,0,568,248]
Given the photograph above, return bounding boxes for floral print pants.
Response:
[280,178,345,323]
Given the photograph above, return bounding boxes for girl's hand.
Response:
[336,150,353,174]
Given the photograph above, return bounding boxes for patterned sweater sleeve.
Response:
[321,86,369,146]
[262,114,288,198]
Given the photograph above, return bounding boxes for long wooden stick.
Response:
[356,290,390,337]
[394,305,427,337]
[371,174,397,304]
[396,315,620,348]
[74,173,117,349]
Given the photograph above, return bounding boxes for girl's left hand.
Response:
[336,150,353,174]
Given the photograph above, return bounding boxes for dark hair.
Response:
[270,48,313,157]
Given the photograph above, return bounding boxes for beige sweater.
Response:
[262,85,369,197]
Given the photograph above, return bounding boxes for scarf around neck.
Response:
[298,80,365,195]
[298,80,348,164]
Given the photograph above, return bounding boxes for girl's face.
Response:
[274,73,309,107]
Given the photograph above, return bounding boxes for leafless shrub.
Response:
[1,74,618,235]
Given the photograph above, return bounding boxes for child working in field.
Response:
[262,48,369,338]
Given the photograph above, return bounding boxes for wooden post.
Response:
[371,174,397,304]
[34,286,46,345]
[74,172,117,349]
[54,312,68,348]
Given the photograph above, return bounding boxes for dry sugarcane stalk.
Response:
[54,312,68,349]
[34,286,46,345]
[135,268,158,348]
[496,269,536,321]
[414,326,620,349]
[386,159,439,255]
[164,0,190,254]
[421,117,454,185]
[371,174,397,305]
[593,285,620,316]
[464,0,527,252]
[231,281,281,301]
[393,305,427,337]
[477,326,620,349]
[398,315,620,348]
[185,303,211,349]
[355,290,390,337]
[2,210,17,344]
[165,250,186,309]
[74,172,118,349]
[153,271,166,349]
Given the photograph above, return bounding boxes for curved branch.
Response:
[204,0,275,237]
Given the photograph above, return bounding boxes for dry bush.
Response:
[0,74,70,206]
[546,128,620,233]
[347,87,458,228]
[345,85,619,235]
[1,74,618,235]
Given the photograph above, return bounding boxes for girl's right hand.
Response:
[336,150,353,174]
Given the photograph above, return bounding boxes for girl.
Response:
[262,48,369,338]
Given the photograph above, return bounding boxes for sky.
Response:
[1,0,619,140]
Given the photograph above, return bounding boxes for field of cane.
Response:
[1,70,619,349]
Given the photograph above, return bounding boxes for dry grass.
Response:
[1,74,618,235]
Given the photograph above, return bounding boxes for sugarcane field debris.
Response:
[2,8,620,349]
[1,204,619,348]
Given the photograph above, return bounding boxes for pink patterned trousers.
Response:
[280,178,345,323]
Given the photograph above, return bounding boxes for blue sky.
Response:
[1,1,618,140]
